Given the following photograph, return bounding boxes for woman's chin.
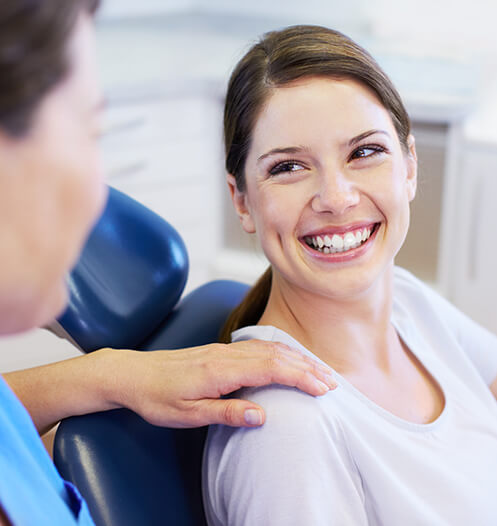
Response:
[37,280,69,328]
[2,280,69,335]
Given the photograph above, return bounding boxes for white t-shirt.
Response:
[203,267,497,526]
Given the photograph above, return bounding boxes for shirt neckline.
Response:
[232,322,450,433]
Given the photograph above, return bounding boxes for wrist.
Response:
[90,347,139,412]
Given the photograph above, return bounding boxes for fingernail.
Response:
[315,379,330,394]
[325,374,338,389]
[244,409,263,426]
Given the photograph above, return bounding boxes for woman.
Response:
[0,3,335,523]
[203,25,497,525]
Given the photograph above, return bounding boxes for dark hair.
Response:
[0,0,100,137]
[225,25,410,192]
[220,25,411,342]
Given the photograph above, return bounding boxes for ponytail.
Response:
[219,267,272,343]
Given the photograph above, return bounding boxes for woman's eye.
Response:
[350,145,385,161]
[269,161,305,176]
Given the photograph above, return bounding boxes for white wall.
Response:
[370,0,497,60]
[196,0,497,60]
[189,0,497,139]
[98,0,194,19]
[192,0,372,31]
[99,0,497,63]
[365,0,497,140]
[0,329,81,373]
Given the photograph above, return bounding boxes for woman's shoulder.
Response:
[230,324,356,426]
[392,266,449,321]
[203,382,364,526]
[393,265,433,296]
[203,383,354,502]
[204,383,359,486]
[392,265,478,331]
[244,382,338,428]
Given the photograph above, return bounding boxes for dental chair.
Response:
[52,186,249,526]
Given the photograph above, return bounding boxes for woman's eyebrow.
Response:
[348,129,390,146]
[257,146,310,163]
[256,131,389,163]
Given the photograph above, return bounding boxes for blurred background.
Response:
[1,0,496,370]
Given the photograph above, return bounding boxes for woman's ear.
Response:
[226,174,256,234]
[405,134,418,202]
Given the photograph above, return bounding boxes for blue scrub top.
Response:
[0,376,95,525]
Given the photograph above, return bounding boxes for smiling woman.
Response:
[203,25,497,526]
[219,25,415,336]
[228,77,416,304]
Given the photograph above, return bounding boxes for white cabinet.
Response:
[101,89,225,293]
[449,143,497,333]
[395,123,447,285]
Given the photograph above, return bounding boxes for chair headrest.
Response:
[54,279,250,526]
[57,186,189,352]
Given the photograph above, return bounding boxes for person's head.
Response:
[221,25,417,340]
[0,0,106,334]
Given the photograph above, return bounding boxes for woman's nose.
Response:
[311,168,360,215]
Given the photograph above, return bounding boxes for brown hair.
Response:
[220,25,411,342]
[0,0,100,137]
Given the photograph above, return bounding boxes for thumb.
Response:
[199,399,266,427]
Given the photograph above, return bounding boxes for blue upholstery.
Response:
[53,186,250,526]
[57,186,189,352]
[55,281,249,526]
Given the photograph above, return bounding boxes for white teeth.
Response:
[343,232,356,250]
[306,224,375,253]
[331,234,343,250]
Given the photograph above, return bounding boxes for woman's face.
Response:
[0,14,106,333]
[229,77,417,301]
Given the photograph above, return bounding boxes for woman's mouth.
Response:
[303,223,380,254]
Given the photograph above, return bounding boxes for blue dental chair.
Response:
[53,186,249,526]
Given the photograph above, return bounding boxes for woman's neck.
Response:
[258,266,399,375]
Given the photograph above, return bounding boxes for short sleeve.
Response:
[202,385,368,526]
[394,267,497,386]
[441,302,497,385]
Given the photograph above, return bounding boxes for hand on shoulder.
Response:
[104,340,336,428]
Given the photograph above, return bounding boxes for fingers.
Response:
[191,399,266,428]
[234,339,334,378]
[129,340,338,429]
[222,339,338,396]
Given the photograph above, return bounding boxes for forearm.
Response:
[2,340,335,433]
[3,348,123,435]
